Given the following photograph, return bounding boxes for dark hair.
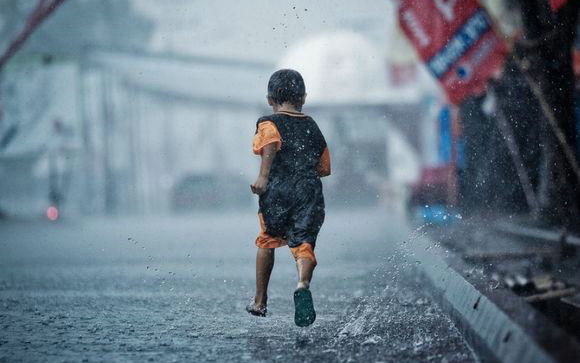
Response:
[267,69,305,107]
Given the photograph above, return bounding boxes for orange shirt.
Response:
[252,121,282,155]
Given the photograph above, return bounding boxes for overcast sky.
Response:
[134,0,395,63]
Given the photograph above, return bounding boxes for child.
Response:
[246,69,331,327]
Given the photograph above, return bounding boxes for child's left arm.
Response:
[251,143,277,195]
[317,146,331,177]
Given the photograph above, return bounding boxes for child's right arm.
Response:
[251,120,281,195]
[251,143,277,195]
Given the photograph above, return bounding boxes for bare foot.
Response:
[246,302,267,317]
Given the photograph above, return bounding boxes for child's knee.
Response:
[290,243,317,266]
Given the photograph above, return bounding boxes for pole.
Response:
[489,89,541,217]
[514,56,580,184]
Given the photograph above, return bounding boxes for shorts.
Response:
[255,177,325,250]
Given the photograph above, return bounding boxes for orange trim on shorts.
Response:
[255,213,287,249]
[290,243,317,265]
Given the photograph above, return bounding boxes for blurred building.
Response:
[0,0,448,217]
[79,50,270,214]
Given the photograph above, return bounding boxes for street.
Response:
[0,208,476,362]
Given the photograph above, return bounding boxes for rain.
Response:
[1,1,579,362]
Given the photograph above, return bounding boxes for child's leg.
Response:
[290,243,317,327]
[296,258,316,290]
[254,247,275,307]
[290,243,317,290]
[249,212,287,316]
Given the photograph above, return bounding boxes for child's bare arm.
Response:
[317,147,331,178]
[251,143,277,194]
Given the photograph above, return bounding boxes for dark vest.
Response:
[256,112,326,180]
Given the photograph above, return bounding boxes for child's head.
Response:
[267,69,306,110]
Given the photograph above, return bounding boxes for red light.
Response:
[47,206,59,221]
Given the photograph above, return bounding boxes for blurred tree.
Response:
[512,0,580,227]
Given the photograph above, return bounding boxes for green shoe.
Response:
[294,288,316,327]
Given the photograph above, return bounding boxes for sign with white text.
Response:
[398,0,506,103]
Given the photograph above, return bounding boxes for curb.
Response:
[406,235,580,363]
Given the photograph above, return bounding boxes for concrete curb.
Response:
[407,235,580,363]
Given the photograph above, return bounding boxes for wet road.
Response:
[0,208,477,362]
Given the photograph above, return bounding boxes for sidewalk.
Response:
[406,216,580,363]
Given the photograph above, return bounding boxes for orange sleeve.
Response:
[317,146,331,176]
[253,121,282,155]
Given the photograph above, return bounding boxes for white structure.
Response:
[277,32,422,205]
[280,31,393,105]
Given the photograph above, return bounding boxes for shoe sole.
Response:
[294,288,316,327]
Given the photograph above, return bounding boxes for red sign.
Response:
[398,0,506,103]
[550,0,567,11]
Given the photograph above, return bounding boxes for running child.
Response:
[246,69,331,327]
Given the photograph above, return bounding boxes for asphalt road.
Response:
[0,207,477,362]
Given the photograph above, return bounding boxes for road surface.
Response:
[0,207,477,362]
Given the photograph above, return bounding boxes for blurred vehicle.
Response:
[409,165,453,208]
[170,173,252,212]
[408,105,461,225]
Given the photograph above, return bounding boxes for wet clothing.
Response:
[252,111,329,251]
